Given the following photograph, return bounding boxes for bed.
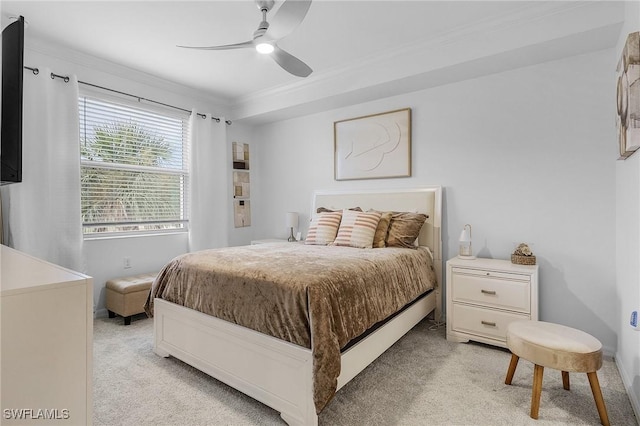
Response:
[147,187,443,425]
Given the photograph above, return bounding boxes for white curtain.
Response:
[188,111,229,252]
[0,68,83,272]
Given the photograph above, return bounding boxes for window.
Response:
[79,95,189,237]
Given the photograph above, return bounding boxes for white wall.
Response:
[21,45,227,316]
[250,49,618,355]
[614,0,640,417]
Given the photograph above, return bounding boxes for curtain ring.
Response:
[32,68,39,75]
[213,117,220,123]
[63,76,70,83]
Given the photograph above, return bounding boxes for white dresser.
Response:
[446,257,538,348]
[1,245,93,424]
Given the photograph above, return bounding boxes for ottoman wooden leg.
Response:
[124,316,131,326]
[530,364,544,419]
[108,310,116,318]
[505,354,519,385]
[587,372,610,426]
[562,371,570,390]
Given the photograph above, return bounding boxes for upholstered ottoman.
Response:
[504,320,609,425]
[105,272,156,325]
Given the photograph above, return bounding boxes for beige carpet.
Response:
[93,315,637,425]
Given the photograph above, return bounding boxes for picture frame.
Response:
[617,31,640,160]
[334,108,411,180]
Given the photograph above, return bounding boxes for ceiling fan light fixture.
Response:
[255,42,275,54]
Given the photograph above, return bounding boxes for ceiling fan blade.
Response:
[266,0,312,40]
[177,40,254,50]
[272,45,312,77]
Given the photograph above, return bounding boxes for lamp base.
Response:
[287,227,297,242]
[457,255,476,260]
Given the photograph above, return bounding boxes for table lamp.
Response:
[286,212,298,242]
[458,224,476,259]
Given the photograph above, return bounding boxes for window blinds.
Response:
[79,96,189,236]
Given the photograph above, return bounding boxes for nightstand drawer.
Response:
[451,303,530,342]
[451,267,530,281]
[451,273,530,313]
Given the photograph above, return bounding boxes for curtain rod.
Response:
[24,66,231,125]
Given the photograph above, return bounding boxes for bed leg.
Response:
[153,347,170,358]
[280,411,318,426]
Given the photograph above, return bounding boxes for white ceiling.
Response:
[0,1,628,123]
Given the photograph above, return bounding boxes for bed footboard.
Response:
[153,290,435,425]
[153,298,318,426]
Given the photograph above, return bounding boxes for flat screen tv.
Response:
[1,16,25,185]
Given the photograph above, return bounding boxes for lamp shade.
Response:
[286,212,299,229]
[458,224,475,259]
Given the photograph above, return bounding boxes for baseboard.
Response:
[95,307,108,318]
[615,356,640,423]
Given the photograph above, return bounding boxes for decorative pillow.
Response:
[369,210,393,248]
[305,211,343,245]
[386,212,428,249]
[333,209,382,249]
[317,206,362,213]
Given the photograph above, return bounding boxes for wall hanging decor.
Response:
[617,31,640,160]
[232,141,251,227]
[334,108,411,180]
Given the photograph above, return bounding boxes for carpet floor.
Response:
[94,315,637,425]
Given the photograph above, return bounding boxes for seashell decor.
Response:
[511,243,536,265]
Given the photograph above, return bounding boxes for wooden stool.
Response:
[105,272,156,325]
[505,320,609,426]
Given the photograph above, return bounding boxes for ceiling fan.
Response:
[178,0,313,78]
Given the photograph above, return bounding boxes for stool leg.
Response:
[108,310,116,318]
[124,316,131,326]
[505,354,519,385]
[530,364,544,419]
[562,371,570,390]
[587,372,610,426]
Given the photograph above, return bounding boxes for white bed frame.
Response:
[153,187,443,425]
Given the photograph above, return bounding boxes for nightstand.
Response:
[446,257,538,348]
[250,238,288,245]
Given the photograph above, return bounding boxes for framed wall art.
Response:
[617,31,640,160]
[334,108,411,180]
[232,141,251,227]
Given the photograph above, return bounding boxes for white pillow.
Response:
[305,211,343,245]
[333,209,382,249]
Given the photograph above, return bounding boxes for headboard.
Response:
[311,186,443,320]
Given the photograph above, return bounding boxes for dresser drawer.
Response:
[451,272,530,313]
[451,303,530,342]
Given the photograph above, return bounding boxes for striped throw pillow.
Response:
[334,209,382,249]
[305,211,343,245]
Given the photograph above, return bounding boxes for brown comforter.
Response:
[144,243,436,413]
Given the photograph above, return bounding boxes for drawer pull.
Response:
[481,289,496,295]
[481,320,497,327]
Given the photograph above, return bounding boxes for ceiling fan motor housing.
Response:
[255,0,275,12]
